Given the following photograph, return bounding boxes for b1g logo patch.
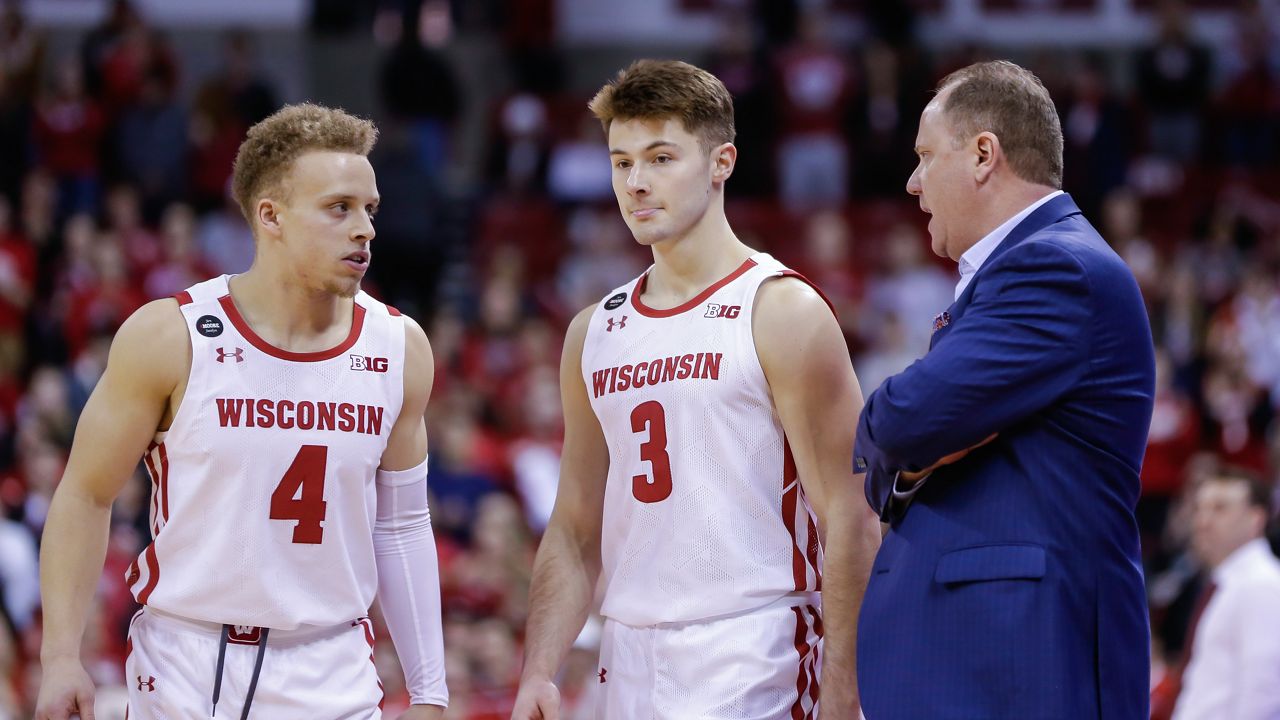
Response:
[196,315,224,337]
[350,355,389,373]
[604,292,627,310]
[704,303,741,319]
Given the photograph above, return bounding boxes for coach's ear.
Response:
[711,142,737,185]
[256,198,284,239]
[974,131,999,185]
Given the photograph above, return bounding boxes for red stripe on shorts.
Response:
[791,605,813,720]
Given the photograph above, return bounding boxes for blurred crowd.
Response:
[0,0,1276,716]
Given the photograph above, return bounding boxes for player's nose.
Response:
[626,165,649,195]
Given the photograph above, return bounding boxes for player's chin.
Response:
[327,277,361,299]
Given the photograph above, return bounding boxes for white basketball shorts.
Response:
[593,597,822,720]
[124,608,384,719]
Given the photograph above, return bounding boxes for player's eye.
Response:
[654,155,671,164]
[615,160,632,170]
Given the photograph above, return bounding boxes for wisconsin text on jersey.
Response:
[590,352,724,399]
[215,398,386,435]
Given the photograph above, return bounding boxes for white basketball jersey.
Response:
[582,253,823,626]
[127,275,406,630]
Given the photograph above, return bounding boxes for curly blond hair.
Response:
[231,103,378,225]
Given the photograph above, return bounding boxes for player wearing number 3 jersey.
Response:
[511,61,881,720]
[36,105,446,720]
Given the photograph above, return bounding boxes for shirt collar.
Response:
[955,190,1064,300]
[1212,537,1275,584]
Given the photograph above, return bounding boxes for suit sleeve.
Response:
[856,239,1094,490]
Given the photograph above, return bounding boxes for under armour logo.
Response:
[598,668,607,683]
[607,316,628,332]
[216,347,244,363]
[137,675,156,692]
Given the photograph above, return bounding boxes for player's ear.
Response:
[711,142,736,185]
[256,198,283,238]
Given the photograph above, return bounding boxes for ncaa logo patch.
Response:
[604,292,627,310]
[196,315,224,338]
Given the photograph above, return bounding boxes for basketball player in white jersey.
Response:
[511,61,880,720]
[36,104,446,720]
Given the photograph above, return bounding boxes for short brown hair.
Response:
[588,59,735,150]
[1206,467,1274,519]
[935,60,1063,188]
[231,103,378,224]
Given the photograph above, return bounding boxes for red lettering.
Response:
[338,403,356,432]
[646,361,662,386]
[633,362,649,388]
[216,398,244,427]
[618,364,633,391]
[278,400,295,429]
[703,353,722,380]
[662,356,678,383]
[677,354,694,379]
[317,402,335,431]
[257,399,275,428]
[366,405,384,435]
[593,370,609,398]
[297,401,315,430]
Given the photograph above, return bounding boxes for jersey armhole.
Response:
[775,270,838,319]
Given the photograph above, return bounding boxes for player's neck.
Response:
[646,209,753,303]
[228,264,355,350]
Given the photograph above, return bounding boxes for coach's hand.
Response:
[34,656,96,720]
[397,703,444,720]
[510,678,561,720]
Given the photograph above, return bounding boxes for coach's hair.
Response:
[935,60,1063,189]
[588,59,735,150]
[231,103,378,226]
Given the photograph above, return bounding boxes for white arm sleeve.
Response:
[373,457,448,707]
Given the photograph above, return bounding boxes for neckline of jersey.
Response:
[630,257,759,318]
[217,294,366,362]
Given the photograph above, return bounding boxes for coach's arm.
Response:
[36,299,189,720]
[755,277,880,719]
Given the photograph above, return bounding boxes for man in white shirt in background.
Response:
[1174,468,1280,720]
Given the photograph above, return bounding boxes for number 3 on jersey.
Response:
[630,401,673,503]
[270,445,329,543]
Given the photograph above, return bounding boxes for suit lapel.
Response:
[929,193,1084,351]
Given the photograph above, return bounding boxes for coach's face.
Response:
[907,90,979,262]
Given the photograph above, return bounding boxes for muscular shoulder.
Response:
[401,314,435,408]
[753,275,834,340]
[105,298,189,396]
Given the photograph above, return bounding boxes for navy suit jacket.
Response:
[854,194,1155,719]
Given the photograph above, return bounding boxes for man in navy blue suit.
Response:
[854,61,1155,719]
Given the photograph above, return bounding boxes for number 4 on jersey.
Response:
[270,445,329,543]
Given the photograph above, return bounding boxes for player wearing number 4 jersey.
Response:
[511,60,881,720]
[36,105,446,720]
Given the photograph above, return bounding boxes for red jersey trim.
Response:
[630,258,758,318]
[387,305,402,317]
[217,295,366,362]
[174,291,193,306]
[777,269,837,318]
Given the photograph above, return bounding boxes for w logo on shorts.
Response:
[228,625,263,645]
